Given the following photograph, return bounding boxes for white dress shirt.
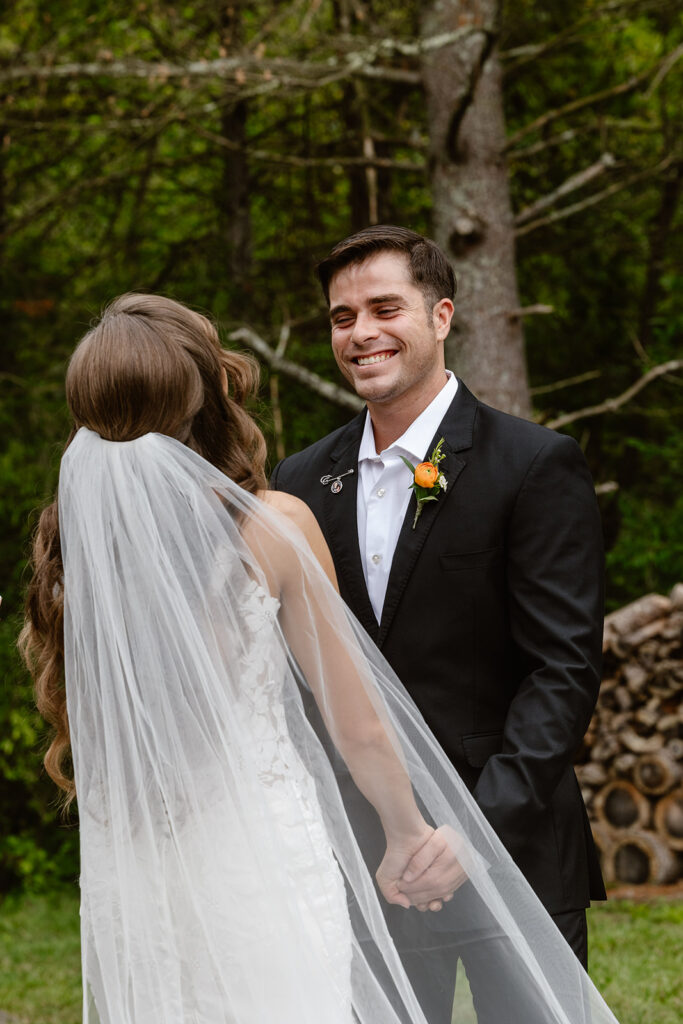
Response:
[357,372,458,623]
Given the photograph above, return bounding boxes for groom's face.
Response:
[328,252,452,407]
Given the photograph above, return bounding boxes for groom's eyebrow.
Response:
[330,294,404,319]
[330,303,352,319]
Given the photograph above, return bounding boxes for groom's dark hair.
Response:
[316,225,456,311]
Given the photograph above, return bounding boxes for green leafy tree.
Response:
[0,0,680,888]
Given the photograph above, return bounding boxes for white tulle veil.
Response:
[59,426,618,1024]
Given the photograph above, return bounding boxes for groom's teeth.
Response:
[357,352,395,365]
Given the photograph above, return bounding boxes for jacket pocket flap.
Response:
[439,547,502,571]
[462,731,504,767]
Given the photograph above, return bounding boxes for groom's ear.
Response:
[432,299,454,342]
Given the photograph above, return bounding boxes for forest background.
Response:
[0,0,681,892]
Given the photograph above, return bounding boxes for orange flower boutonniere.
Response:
[400,437,448,529]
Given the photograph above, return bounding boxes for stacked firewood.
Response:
[575,584,683,886]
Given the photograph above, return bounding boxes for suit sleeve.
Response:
[472,433,604,850]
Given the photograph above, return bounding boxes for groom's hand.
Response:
[398,826,468,912]
[375,826,435,909]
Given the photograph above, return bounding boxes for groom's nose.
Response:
[350,311,380,345]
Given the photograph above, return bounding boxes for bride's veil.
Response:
[60,426,618,1024]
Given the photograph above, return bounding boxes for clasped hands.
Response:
[376,825,468,913]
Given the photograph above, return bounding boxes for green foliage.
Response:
[0,617,79,892]
[605,431,683,608]
[503,0,683,607]
[0,0,681,891]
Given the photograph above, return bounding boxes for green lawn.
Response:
[0,888,81,1024]
[0,889,681,1023]
[587,899,683,1024]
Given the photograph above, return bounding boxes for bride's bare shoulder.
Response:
[257,490,338,588]
[258,490,316,531]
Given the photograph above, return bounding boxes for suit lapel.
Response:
[321,412,379,639]
[377,381,478,648]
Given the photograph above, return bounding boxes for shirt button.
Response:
[371,554,382,564]
[376,488,386,498]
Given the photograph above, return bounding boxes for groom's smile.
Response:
[354,350,397,366]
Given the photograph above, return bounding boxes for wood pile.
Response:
[575,584,683,886]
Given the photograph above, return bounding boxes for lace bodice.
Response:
[233,579,335,845]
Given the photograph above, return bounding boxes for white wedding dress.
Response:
[80,582,353,1023]
[61,428,621,1024]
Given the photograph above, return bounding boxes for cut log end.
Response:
[654,788,683,850]
[610,830,678,885]
[594,780,651,830]
[633,752,682,796]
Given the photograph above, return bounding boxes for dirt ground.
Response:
[604,879,683,902]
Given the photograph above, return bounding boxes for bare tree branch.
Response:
[352,66,422,84]
[499,0,666,70]
[500,13,593,70]
[515,156,675,237]
[515,153,616,225]
[228,326,363,412]
[530,369,601,397]
[504,47,679,151]
[508,116,663,163]
[545,360,683,429]
[507,129,580,162]
[506,304,555,320]
[644,40,683,98]
[0,27,489,90]
[1,168,141,241]
[192,123,425,171]
[0,55,420,89]
[248,0,317,51]
[375,26,491,57]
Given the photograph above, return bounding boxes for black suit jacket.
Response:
[271,381,606,914]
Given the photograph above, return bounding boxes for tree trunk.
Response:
[420,0,531,417]
[219,3,251,287]
[638,160,682,349]
[335,2,374,233]
[340,83,372,233]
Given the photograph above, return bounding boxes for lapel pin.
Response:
[320,468,354,494]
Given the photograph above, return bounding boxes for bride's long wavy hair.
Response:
[19,293,267,802]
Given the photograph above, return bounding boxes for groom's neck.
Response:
[366,376,447,453]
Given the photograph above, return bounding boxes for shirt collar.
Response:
[358,371,458,464]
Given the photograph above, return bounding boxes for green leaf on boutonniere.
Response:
[399,455,416,476]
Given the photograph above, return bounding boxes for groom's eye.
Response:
[377,307,398,316]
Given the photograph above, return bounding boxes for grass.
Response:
[587,898,683,1024]
[0,889,681,1023]
[0,887,81,1023]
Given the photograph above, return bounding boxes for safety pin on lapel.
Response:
[320,468,354,494]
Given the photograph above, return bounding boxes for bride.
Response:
[21,294,619,1023]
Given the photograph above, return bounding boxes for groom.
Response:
[271,225,605,1014]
